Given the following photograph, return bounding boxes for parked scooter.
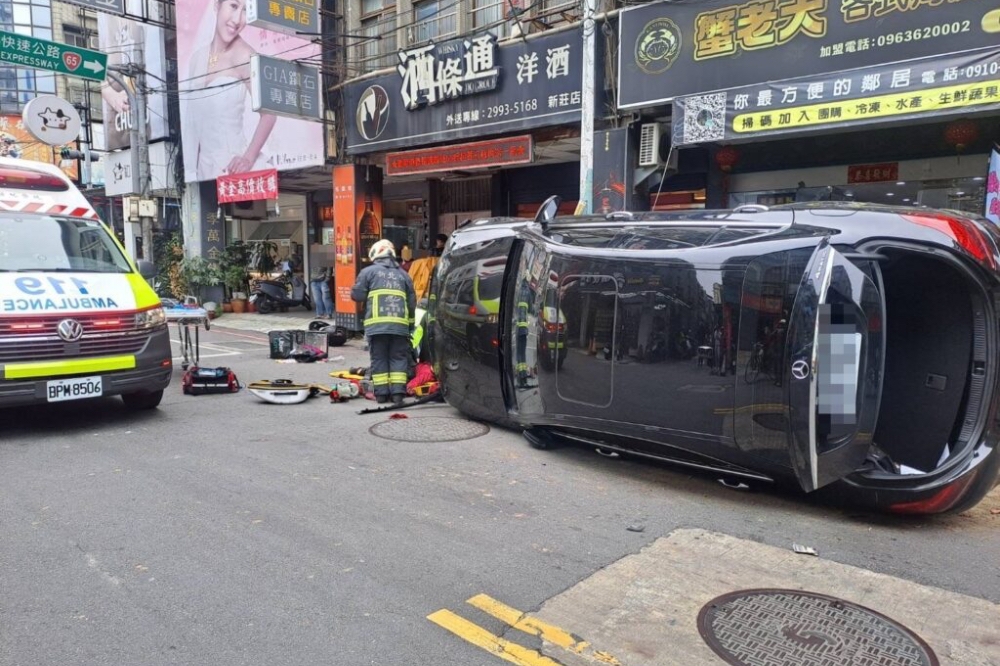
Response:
[250,271,313,314]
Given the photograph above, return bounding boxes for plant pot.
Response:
[222,302,234,313]
[247,300,257,313]
[231,298,247,314]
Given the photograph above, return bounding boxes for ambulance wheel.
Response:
[121,389,163,410]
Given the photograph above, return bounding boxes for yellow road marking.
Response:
[467,594,622,665]
[467,594,588,653]
[427,609,564,666]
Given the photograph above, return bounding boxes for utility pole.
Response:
[109,47,152,261]
[578,0,597,215]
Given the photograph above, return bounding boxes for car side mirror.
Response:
[534,195,562,231]
[137,260,156,280]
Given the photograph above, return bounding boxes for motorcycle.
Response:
[250,271,313,314]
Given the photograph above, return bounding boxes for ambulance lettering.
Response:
[0,274,136,314]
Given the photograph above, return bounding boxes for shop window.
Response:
[410,0,456,45]
[472,0,506,39]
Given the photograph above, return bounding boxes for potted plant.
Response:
[178,256,223,306]
[221,242,251,313]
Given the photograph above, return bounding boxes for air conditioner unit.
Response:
[638,123,664,167]
[88,35,99,50]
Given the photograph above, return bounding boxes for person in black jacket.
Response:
[351,239,417,405]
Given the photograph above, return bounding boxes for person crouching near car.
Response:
[351,239,417,405]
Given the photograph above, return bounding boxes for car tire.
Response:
[121,390,163,410]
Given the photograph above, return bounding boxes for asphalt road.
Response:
[2,324,998,666]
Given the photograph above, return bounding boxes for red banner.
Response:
[847,162,899,184]
[216,168,279,203]
[386,135,533,177]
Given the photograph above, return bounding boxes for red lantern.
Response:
[944,119,979,153]
[715,145,741,172]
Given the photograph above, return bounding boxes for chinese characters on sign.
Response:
[672,48,1000,145]
[246,0,318,35]
[385,135,533,176]
[216,168,279,204]
[250,55,322,121]
[618,0,995,108]
[345,29,582,153]
[398,34,500,110]
[847,162,899,184]
[694,0,828,61]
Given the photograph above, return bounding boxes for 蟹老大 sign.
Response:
[344,29,582,154]
[618,0,1000,108]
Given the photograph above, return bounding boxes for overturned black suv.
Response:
[428,198,1000,514]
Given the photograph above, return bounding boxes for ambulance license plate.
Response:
[47,376,103,402]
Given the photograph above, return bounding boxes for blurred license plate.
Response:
[47,376,103,402]
[818,332,861,418]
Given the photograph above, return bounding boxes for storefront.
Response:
[617,0,1000,215]
[341,25,585,253]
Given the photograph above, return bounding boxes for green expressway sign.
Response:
[0,29,107,82]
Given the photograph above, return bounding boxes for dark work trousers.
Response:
[369,333,411,397]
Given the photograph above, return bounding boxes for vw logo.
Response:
[57,318,84,342]
[791,359,811,380]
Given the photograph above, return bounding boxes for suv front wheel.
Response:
[121,389,164,410]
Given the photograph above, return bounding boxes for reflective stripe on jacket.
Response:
[350,257,417,337]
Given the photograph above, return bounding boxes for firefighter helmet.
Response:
[369,239,396,261]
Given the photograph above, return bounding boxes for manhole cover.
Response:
[369,416,490,442]
[697,589,938,666]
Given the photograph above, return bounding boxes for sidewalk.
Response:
[209,310,322,335]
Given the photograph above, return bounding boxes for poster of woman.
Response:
[176,0,323,183]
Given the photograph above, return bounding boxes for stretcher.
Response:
[165,306,210,370]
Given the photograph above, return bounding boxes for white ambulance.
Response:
[0,157,172,410]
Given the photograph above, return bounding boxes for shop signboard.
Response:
[986,146,1000,226]
[386,135,533,177]
[175,0,324,182]
[250,55,322,121]
[618,0,1000,108]
[332,165,383,330]
[98,0,170,151]
[344,29,583,154]
[246,0,318,36]
[60,0,124,15]
[847,162,898,184]
[0,114,77,180]
[217,168,279,204]
[672,48,1000,146]
[104,141,176,196]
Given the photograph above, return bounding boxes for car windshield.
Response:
[0,214,131,273]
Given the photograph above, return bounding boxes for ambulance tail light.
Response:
[0,165,69,192]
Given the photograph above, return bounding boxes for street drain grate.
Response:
[697,589,938,666]
[369,416,490,442]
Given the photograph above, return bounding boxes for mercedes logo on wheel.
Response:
[791,359,811,380]
[57,318,84,342]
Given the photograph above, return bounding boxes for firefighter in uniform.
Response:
[352,239,417,405]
